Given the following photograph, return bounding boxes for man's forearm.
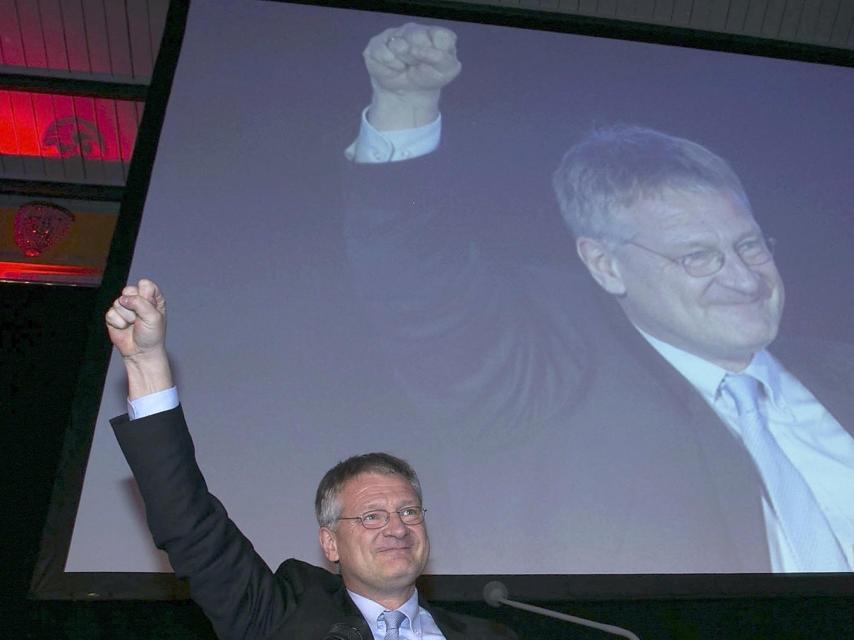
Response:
[124,348,174,401]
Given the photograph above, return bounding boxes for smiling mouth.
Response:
[715,300,766,308]
[712,292,772,307]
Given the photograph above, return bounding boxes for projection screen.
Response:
[55,0,854,597]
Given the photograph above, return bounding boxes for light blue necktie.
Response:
[722,373,847,571]
[382,610,407,640]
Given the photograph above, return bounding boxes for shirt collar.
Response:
[347,588,422,635]
[636,328,785,408]
[637,329,733,401]
[742,349,785,407]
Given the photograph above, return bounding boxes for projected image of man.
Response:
[343,23,854,574]
[552,126,848,573]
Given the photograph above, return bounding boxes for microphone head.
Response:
[483,580,509,608]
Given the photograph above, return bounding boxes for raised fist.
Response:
[364,23,461,95]
[105,278,167,360]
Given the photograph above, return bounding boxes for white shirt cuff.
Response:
[345,106,441,163]
[128,387,179,420]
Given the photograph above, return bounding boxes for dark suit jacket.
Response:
[341,148,854,574]
[112,408,516,640]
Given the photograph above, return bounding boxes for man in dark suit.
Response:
[342,23,854,574]
[105,278,516,640]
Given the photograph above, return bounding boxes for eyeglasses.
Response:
[622,236,776,278]
[336,506,427,529]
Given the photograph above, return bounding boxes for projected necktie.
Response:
[722,374,847,571]
[382,610,407,640]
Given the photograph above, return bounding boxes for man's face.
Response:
[601,188,785,371]
[319,472,429,604]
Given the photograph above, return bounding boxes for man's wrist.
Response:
[367,87,441,131]
[124,347,174,401]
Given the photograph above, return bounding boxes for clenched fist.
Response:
[105,278,173,399]
[365,23,460,94]
[363,23,461,131]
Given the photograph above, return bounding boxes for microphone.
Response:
[323,620,365,640]
[483,580,641,640]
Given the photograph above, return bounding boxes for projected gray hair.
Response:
[552,125,750,241]
[315,452,423,529]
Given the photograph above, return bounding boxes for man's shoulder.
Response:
[273,557,343,595]
[772,334,854,381]
[518,263,607,327]
[773,332,854,358]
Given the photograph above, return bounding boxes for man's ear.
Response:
[319,527,340,563]
[576,236,627,296]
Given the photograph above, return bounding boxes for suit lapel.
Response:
[595,290,771,570]
[334,588,373,638]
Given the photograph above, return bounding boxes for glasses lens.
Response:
[360,510,389,529]
[399,506,424,525]
[683,250,724,277]
[357,507,425,528]
[738,238,774,265]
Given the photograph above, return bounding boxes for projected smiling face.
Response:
[608,188,785,371]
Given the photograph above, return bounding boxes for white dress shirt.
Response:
[127,386,179,419]
[345,107,441,164]
[348,589,445,640]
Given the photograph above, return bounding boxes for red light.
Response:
[0,260,101,286]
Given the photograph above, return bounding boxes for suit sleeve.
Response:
[112,406,289,640]
[342,150,590,441]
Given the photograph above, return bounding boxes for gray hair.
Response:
[315,452,423,529]
[552,124,750,241]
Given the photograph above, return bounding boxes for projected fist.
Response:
[364,23,461,130]
[365,23,461,93]
[105,278,167,360]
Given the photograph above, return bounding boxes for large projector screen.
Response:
[56,0,854,597]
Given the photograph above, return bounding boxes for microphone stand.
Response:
[484,581,640,640]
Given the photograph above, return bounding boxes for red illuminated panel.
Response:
[0,90,141,161]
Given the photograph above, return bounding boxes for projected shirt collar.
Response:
[636,328,784,409]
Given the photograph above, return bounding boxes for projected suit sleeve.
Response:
[342,150,590,441]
